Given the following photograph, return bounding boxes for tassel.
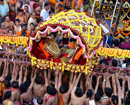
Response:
[38,32,40,39]
[48,29,50,35]
[58,29,60,35]
[31,39,33,45]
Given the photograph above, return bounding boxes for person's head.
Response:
[128,90,130,100]
[100,17,106,25]
[100,59,108,65]
[75,87,82,97]
[113,39,120,47]
[111,59,117,67]
[59,84,69,94]
[0,0,4,4]
[36,76,43,85]
[37,97,43,105]
[5,75,12,81]
[24,6,29,12]
[110,95,118,105]
[124,36,129,42]
[50,32,56,39]
[12,81,18,88]
[83,5,88,12]
[58,4,63,11]
[8,29,13,35]
[18,9,23,16]
[15,19,20,26]
[69,38,77,44]
[86,89,92,98]
[20,84,27,92]
[1,23,6,29]
[31,12,36,19]
[30,23,35,30]
[44,3,49,10]
[4,80,10,88]
[126,63,130,69]
[37,17,42,24]
[105,87,112,97]
[5,91,11,99]
[96,14,101,22]
[35,0,39,2]
[46,86,57,95]
[21,24,27,31]
[24,80,31,88]
[5,15,10,22]
[49,11,53,16]
[95,93,101,102]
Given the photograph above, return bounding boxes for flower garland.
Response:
[0,35,28,47]
[27,49,91,74]
[97,47,130,59]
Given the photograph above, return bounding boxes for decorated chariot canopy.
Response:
[27,10,102,74]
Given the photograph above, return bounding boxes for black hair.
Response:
[60,0,63,1]
[21,24,26,27]
[105,87,113,97]
[70,38,77,42]
[95,93,101,101]
[37,97,43,104]
[44,3,49,7]
[126,63,130,67]
[99,59,108,65]
[24,80,31,88]
[30,23,35,26]
[59,84,69,94]
[12,81,18,88]
[86,89,92,98]
[8,29,13,33]
[5,75,12,81]
[20,84,27,92]
[49,11,52,15]
[111,95,118,104]
[37,18,42,23]
[58,4,63,7]
[24,5,28,8]
[5,91,11,99]
[50,32,57,37]
[18,9,23,12]
[36,76,43,85]
[75,87,82,97]
[112,59,118,67]
[4,80,10,88]
[100,16,105,21]
[5,15,9,18]
[113,39,120,47]
[128,90,130,99]
[96,14,101,19]
[15,19,20,22]
[46,86,57,95]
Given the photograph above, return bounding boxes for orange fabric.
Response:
[10,11,15,15]
[0,83,6,96]
[39,41,50,59]
[5,21,13,30]
[0,29,7,34]
[6,100,12,105]
[17,15,25,23]
[49,0,56,5]
[66,0,75,9]
[59,93,64,105]
[56,2,64,11]
[35,15,40,18]
[78,0,83,9]
[9,0,16,4]
[67,43,76,49]
[74,48,83,61]
[16,30,30,37]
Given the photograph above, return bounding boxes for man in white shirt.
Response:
[28,12,36,31]
[40,2,49,21]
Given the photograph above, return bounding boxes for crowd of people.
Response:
[0,0,130,105]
